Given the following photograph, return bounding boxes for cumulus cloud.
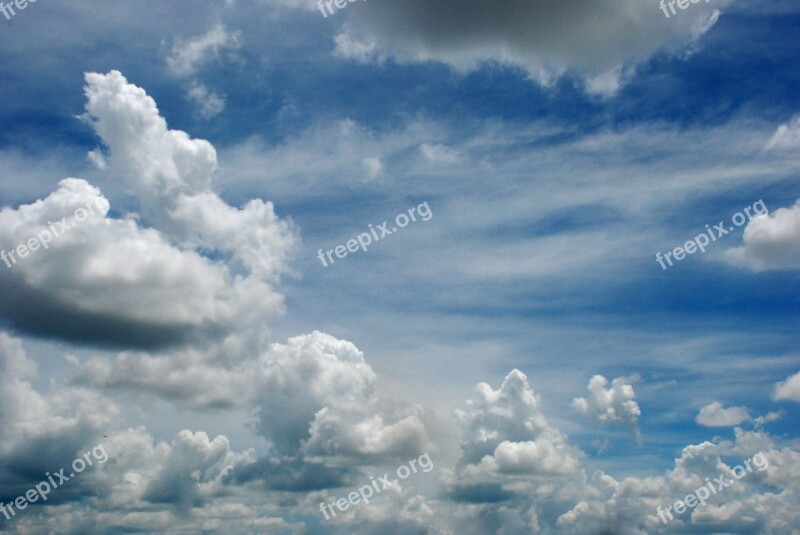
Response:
[556,430,798,534]
[696,401,751,427]
[571,375,641,439]
[0,179,260,349]
[443,369,585,533]
[439,371,800,534]
[774,371,800,402]
[142,430,246,511]
[8,338,800,534]
[725,200,800,271]
[82,70,297,283]
[330,0,732,96]
[0,71,295,348]
[0,332,119,504]
[254,331,432,463]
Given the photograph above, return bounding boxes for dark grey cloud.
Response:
[333,0,732,95]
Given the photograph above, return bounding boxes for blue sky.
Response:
[0,0,799,533]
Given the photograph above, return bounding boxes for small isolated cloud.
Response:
[571,375,641,439]
[187,82,226,118]
[754,411,783,427]
[725,200,800,271]
[165,25,238,118]
[333,33,383,64]
[696,402,751,427]
[584,66,631,99]
[166,24,241,77]
[774,371,800,402]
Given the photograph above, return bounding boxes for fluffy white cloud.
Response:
[330,0,731,96]
[571,375,641,439]
[556,433,794,534]
[0,74,300,349]
[82,71,297,283]
[696,401,751,427]
[142,430,248,511]
[444,369,585,532]
[774,371,800,402]
[76,330,432,468]
[0,178,272,348]
[726,200,800,271]
[0,330,120,509]
[8,337,800,534]
[255,331,432,463]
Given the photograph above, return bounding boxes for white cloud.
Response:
[165,25,237,117]
[774,371,800,402]
[82,70,297,283]
[166,24,241,77]
[753,411,783,427]
[72,342,255,409]
[0,331,119,473]
[0,178,259,346]
[766,116,800,150]
[187,82,226,118]
[571,375,641,439]
[333,33,383,64]
[76,330,432,464]
[8,338,800,534]
[584,66,630,99]
[255,331,432,463]
[696,401,751,427]
[449,369,584,486]
[725,200,800,271]
[0,72,296,348]
[142,430,248,511]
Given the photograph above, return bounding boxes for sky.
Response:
[0,0,799,533]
